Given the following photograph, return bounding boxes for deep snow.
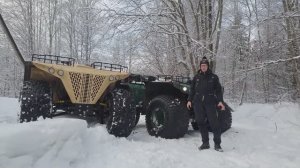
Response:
[0,97,300,168]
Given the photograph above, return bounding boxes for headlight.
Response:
[57,70,64,76]
[182,87,187,92]
[109,75,115,81]
[48,67,55,74]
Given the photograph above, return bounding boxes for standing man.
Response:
[187,56,225,152]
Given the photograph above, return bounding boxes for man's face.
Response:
[200,64,208,72]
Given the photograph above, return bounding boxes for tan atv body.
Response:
[19,55,136,137]
[30,61,129,104]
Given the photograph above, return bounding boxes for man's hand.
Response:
[187,101,192,110]
[217,102,225,111]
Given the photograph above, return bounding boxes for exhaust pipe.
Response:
[0,13,25,66]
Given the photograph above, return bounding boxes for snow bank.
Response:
[0,97,19,123]
[0,97,299,168]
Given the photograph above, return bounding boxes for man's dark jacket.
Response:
[188,69,223,104]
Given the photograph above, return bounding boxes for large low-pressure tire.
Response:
[219,106,232,132]
[190,103,233,133]
[146,95,189,139]
[19,80,52,123]
[106,88,136,137]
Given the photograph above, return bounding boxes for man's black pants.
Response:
[193,100,221,145]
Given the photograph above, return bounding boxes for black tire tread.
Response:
[190,102,232,133]
[219,104,232,132]
[106,88,136,137]
[146,95,189,139]
[19,80,52,123]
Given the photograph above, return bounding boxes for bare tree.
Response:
[282,0,300,100]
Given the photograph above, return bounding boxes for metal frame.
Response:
[91,62,128,72]
[32,54,75,66]
[157,75,191,84]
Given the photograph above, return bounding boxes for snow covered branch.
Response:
[248,55,300,72]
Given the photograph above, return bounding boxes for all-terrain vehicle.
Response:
[1,13,232,139]
[128,75,233,139]
[19,56,137,137]
[1,13,136,137]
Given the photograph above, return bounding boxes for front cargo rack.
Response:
[32,54,75,66]
[91,62,128,72]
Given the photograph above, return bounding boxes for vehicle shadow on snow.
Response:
[128,123,237,141]
[128,121,240,143]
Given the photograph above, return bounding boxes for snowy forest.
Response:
[0,0,299,104]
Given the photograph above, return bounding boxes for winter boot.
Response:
[214,144,223,152]
[198,142,210,150]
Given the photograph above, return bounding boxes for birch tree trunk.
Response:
[282,0,300,100]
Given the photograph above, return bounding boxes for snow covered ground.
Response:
[0,97,300,168]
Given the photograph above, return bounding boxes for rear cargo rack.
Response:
[172,76,191,84]
[157,75,191,84]
[91,62,128,72]
[32,54,75,66]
